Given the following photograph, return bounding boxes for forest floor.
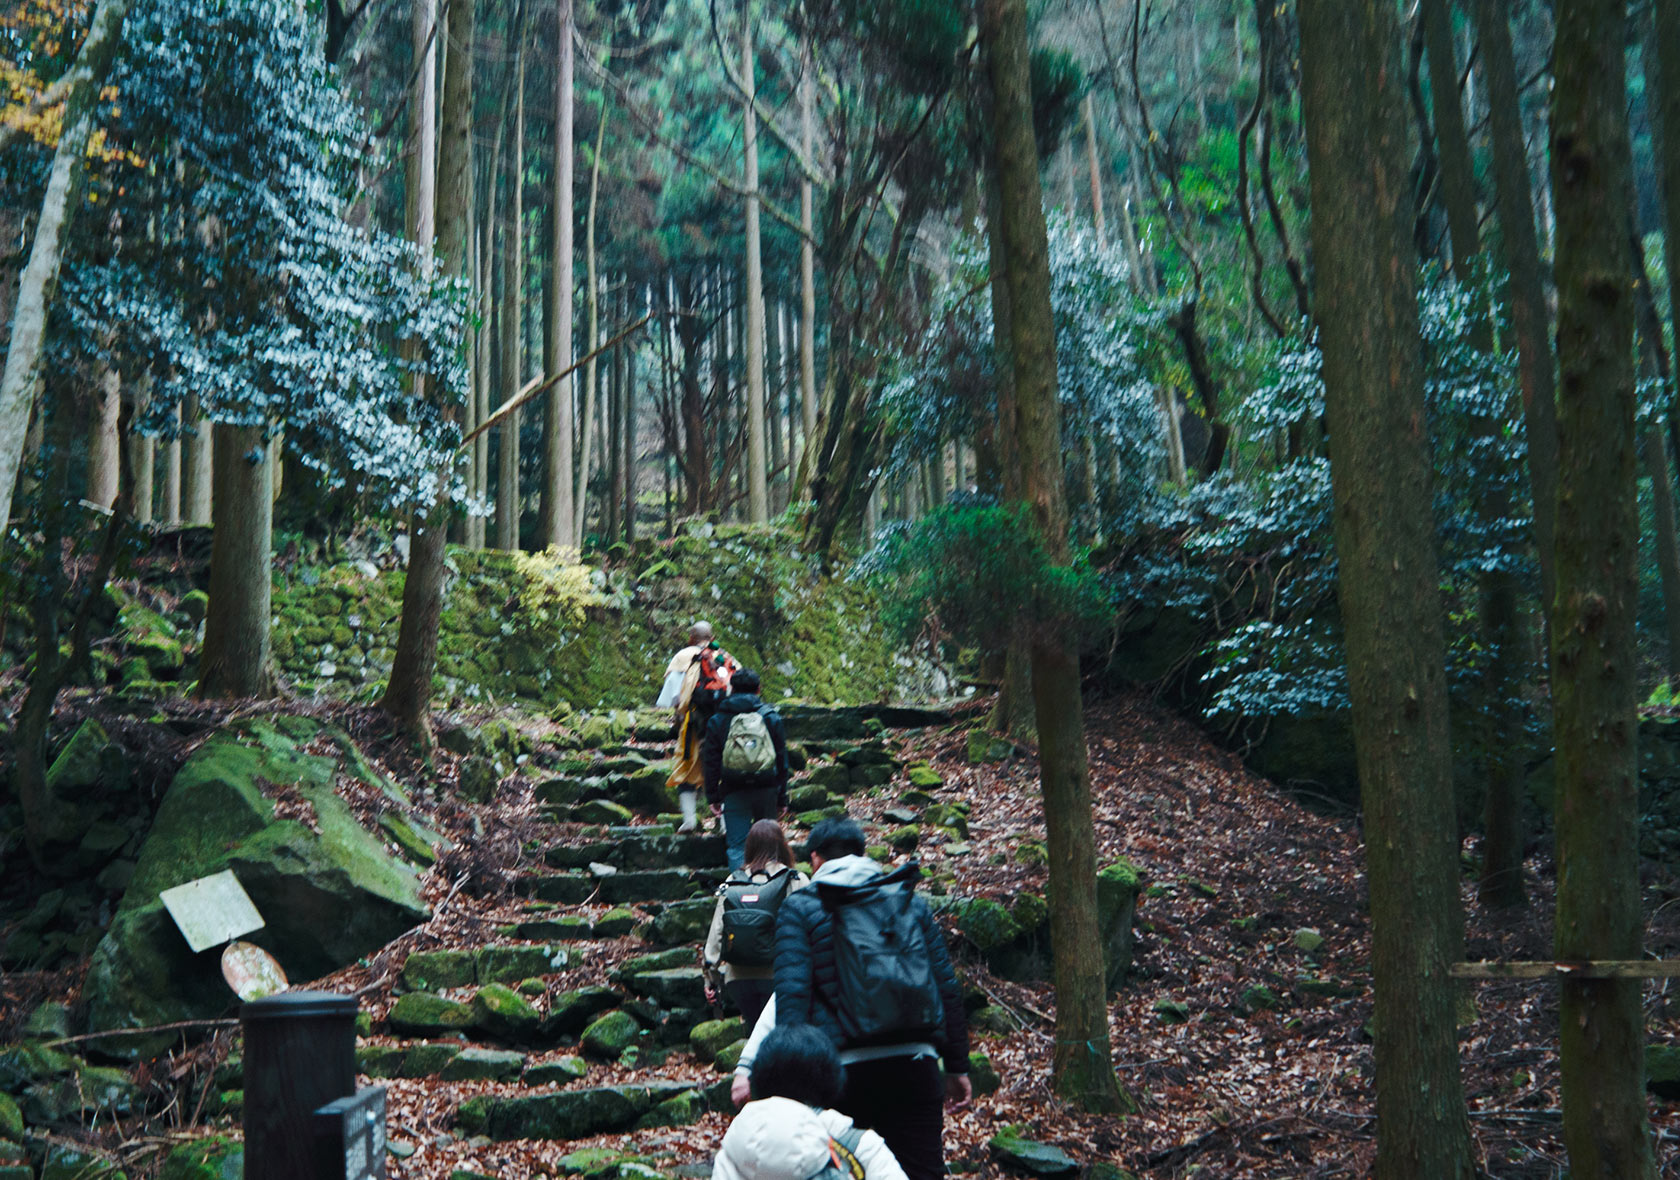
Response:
[5,686,1680,1178]
[323,689,1680,1178]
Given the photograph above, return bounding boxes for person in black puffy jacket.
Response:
[735,817,972,1180]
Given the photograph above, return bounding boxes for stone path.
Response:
[360,705,970,1175]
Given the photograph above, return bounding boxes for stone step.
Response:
[358,1040,595,1086]
[517,869,709,906]
[544,832,727,872]
[499,907,640,941]
[399,944,571,992]
[385,982,623,1045]
[456,1080,707,1141]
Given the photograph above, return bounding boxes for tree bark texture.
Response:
[197,425,275,698]
[743,24,770,523]
[0,0,127,539]
[497,48,525,551]
[1473,0,1559,614]
[980,0,1127,1115]
[1549,0,1658,1173]
[382,0,474,734]
[1421,0,1527,908]
[798,50,818,449]
[86,365,120,509]
[1082,95,1106,247]
[1653,0,1680,399]
[1298,3,1475,1177]
[543,0,577,549]
[575,99,606,540]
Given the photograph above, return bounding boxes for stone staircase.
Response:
[355,705,973,1170]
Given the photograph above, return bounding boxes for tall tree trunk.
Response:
[798,47,818,448]
[742,24,770,523]
[0,0,127,538]
[768,298,785,512]
[497,47,525,551]
[382,0,473,735]
[1422,0,1528,907]
[1550,2,1658,1172]
[1298,2,1474,1177]
[182,394,213,524]
[1082,94,1106,247]
[543,0,577,549]
[1653,0,1680,380]
[1472,0,1559,648]
[574,98,606,542]
[86,366,120,508]
[197,425,275,698]
[980,0,1128,1116]
[160,401,180,523]
[623,286,638,542]
[1643,426,1680,674]
[408,0,438,404]
[123,402,155,523]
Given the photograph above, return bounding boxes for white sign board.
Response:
[159,870,265,953]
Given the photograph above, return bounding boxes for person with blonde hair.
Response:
[657,621,736,833]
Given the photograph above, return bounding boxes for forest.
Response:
[2,0,1679,1176]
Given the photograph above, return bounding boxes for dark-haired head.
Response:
[749,1025,843,1107]
[805,817,866,862]
[743,820,795,874]
[732,667,762,695]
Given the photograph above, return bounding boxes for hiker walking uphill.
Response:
[701,667,789,871]
[658,621,739,834]
[714,1025,908,1180]
[703,819,808,1025]
[732,818,973,1180]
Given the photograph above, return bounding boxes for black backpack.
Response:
[720,866,795,967]
[817,861,945,1047]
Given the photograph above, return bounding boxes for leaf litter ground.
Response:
[11,688,1679,1178]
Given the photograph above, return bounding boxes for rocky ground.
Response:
[1,685,1678,1178]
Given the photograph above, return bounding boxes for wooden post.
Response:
[242,992,358,1180]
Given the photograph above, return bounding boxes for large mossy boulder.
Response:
[84,715,429,1056]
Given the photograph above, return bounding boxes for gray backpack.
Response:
[721,709,776,777]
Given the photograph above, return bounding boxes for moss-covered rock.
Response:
[477,944,568,985]
[906,763,944,789]
[158,1137,243,1180]
[954,898,1020,952]
[688,1018,746,1061]
[402,949,476,991]
[388,993,475,1035]
[42,1145,126,1180]
[526,1056,589,1086]
[634,1088,706,1129]
[622,967,706,1009]
[355,1045,406,1078]
[440,1048,525,1082]
[987,1132,1078,1178]
[547,987,622,1036]
[457,1081,694,1141]
[472,984,544,1043]
[84,715,427,1057]
[400,1042,463,1078]
[0,1092,20,1141]
[580,1010,643,1060]
[967,1051,1001,1096]
[966,731,1014,763]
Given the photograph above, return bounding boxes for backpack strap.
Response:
[824,1126,867,1180]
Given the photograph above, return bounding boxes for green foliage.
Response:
[858,503,1107,650]
[509,548,602,631]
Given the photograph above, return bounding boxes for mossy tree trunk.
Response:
[1298,2,1474,1176]
[1549,0,1658,1173]
[497,45,525,552]
[980,0,1127,1115]
[382,0,474,736]
[198,425,277,698]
